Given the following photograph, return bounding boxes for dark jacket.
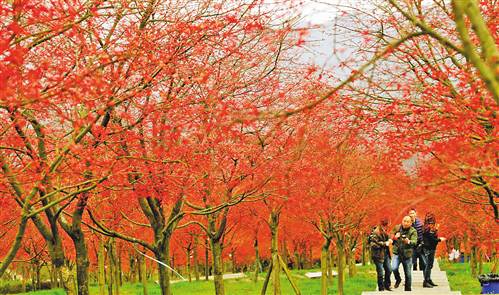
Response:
[392,225,417,259]
[369,226,390,262]
[412,218,424,244]
[423,229,440,250]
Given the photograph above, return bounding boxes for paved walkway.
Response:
[362,261,461,295]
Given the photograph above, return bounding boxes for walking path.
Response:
[170,272,246,284]
[362,261,461,295]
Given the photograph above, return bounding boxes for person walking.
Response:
[409,208,425,271]
[391,216,418,291]
[369,218,393,291]
[422,213,446,288]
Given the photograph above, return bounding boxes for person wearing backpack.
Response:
[368,218,393,291]
[422,213,446,288]
[391,216,418,291]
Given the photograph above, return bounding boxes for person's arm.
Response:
[383,233,393,246]
[425,231,440,245]
[369,234,385,248]
[408,229,418,245]
[391,225,401,240]
[417,219,424,239]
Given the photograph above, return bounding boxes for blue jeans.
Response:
[392,254,412,289]
[422,249,435,282]
[374,254,392,290]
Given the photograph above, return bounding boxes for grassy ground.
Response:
[13,262,498,294]
[440,260,495,295]
[9,291,66,295]
[13,265,377,295]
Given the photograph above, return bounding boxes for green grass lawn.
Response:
[8,290,66,295]
[13,265,377,295]
[440,260,495,295]
[159,266,377,295]
[13,261,498,294]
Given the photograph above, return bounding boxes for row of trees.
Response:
[0,0,497,295]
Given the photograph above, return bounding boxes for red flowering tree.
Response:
[332,0,498,222]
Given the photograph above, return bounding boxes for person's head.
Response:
[409,208,417,222]
[402,216,412,229]
[424,212,436,230]
[380,218,389,229]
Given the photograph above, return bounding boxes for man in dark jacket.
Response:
[409,208,425,271]
[369,219,392,291]
[391,216,418,291]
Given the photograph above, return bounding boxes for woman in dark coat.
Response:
[422,213,446,288]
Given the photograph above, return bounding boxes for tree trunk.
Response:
[349,255,357,277]
[50,264,56,289]
[337,245,345,295]
[73,230,90,295]
[186,248,192,282]
[98,242,106,295]
[194,236,200,281]
[327,249,334,283]
[294,252,301,270]
[463,233,469,263]
[320,239,331,295]
[0,217,28,278]
[478,248,483,275]
[231,250,236,273]
[205,238,210,281]
[308,246,313,269]
[139,255,148,295]
[136,196,183,295]
[278,255,301,295]
[31,264,36,291]
[345,246,354,278]
[261,261,273,295]
[117,245,123,286]
[347,240,357,278]
[36,263,42,290]
[361,237,367,266]
[70,273,78,295]
[59,172,91,295]
[22,264,27,293]
[171,254,175,278]
[54,263,64,289]
[110,239,120,295]
[281,239,289,269]
[138,254,143,283]
[211,238,225,295]
[470,245,477,277]
[107,250,114,295]
[491,247,498,273]
[58,267,64,289]
[270,211,281,295]
[130,254,138,284]
[156,243,172,295]
[254,238,260,283]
